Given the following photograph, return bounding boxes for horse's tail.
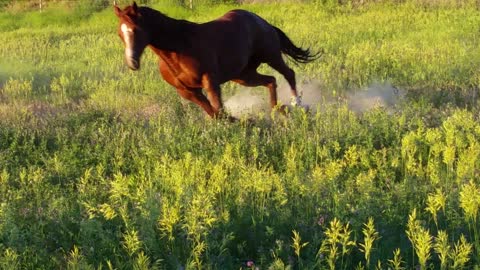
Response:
[273,26,320,64]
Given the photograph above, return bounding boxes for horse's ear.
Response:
[114,5,121,17]
[132,1,138,13]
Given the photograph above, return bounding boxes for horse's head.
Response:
[114,1,149,70]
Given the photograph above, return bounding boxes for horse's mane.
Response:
[138,6,195,51]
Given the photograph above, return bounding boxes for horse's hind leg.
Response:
[268,57,302,106]
[233,71,278,109]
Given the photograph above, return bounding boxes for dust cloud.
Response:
[224,89,270,118]
[347,82,405,113]
[224,80,404,118]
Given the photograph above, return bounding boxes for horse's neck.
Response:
[147,12,194,52]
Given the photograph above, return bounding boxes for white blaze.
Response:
[121,23,134,58]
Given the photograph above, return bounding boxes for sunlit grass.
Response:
[0,1,479,269]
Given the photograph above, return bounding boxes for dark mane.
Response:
[138,7,195,51]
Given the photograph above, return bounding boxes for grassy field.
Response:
[1,1,480,269]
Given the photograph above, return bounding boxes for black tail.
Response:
[273,26,320,64]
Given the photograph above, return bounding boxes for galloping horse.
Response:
[114,2,318,119]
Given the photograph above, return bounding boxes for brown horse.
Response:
[114,2,318,119]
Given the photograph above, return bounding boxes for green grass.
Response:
[0,1,480,269]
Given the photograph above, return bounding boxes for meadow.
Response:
[1,0,480,269]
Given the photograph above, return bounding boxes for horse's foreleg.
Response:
[176,88,216,117]
[202,75,224,118]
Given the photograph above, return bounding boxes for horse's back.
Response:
[195,9,281,81]
[207,10,279,52]
[216,9,273,33]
